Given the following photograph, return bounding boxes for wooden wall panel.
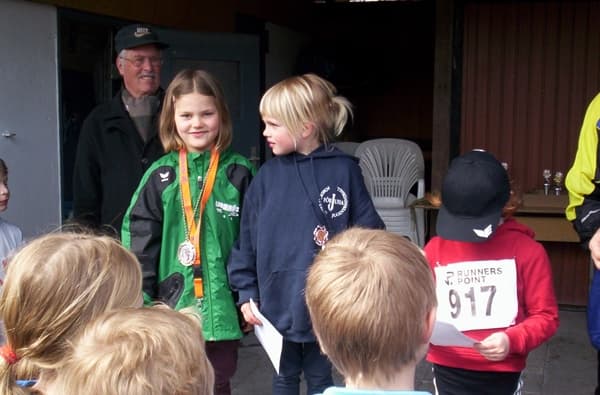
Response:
[460,1,600,306]
[461,1,600,195]
[545,242,590,306]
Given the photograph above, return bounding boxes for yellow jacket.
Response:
[566,92,600,243]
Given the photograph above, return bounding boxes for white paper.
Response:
[430,321,477,347]
[250,299,283,374]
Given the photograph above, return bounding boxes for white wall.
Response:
[0,0,61,238]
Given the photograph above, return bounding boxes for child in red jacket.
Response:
[424,149,559,395]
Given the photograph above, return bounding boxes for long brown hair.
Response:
[0,232,142,394]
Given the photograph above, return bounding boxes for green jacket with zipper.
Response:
[122,149,255,341]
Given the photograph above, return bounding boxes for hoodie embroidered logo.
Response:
[159,171,170,183]
[319,185,348,219]
[472,224,493,238]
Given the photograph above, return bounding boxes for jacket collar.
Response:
[103,87,165,133]
[288,144,358,163]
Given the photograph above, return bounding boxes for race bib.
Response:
[434,259,517,331]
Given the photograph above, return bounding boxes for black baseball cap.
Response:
[114,24,169,54]
[436,149,510,242]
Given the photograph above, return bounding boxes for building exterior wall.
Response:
[35,0,310,32]
[460,0,599,193]
[460,1,599,306]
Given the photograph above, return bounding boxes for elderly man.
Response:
[72,24,168,236]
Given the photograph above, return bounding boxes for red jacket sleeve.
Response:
[505,241,559,355]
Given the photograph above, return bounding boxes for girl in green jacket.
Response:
[122,69,255,395]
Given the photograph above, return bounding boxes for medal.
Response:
[178,148,220,298]
[313,225,329,248]
[177,240,196,266]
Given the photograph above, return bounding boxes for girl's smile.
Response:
[174,92,220,153]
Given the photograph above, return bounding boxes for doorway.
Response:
[58,10,261,221]
[58,10,118,220]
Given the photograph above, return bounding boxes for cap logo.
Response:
[134,27,151,38]
[472,224,493,239]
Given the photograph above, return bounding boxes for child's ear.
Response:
[300,122,316,139]
[423,306,437,344]
[415,307,437,362]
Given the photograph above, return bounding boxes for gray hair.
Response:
[117,49,128,68]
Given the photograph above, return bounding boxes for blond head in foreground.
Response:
[46,306,214,395]
[306,228,437,390]
[0,232,143,395]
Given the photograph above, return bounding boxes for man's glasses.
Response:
[119,56,163,68]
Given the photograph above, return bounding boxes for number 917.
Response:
[449,285,497,319]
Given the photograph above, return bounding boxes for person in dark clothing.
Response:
[72,24,168,236]
[565,92,600,395]
[228,74,384,395]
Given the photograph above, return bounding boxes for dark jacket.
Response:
[565,92,600,350]
[72,88,164,235]
[227,145,385,342]
[565,93,600,245]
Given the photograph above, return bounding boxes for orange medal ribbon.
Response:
[179,148,220,298]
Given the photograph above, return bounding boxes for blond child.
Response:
[0,232,142,394]
[122,69,255,395]
[46,306,214,395]
[228,74,384,395]
[305,227,436,395]
[425,149,559,395]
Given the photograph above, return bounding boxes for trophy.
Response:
[553,171,563,196]
[543,169,551,195]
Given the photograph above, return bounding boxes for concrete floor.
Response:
[231,309,597,395]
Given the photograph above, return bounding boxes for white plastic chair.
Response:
[355,138,425,246]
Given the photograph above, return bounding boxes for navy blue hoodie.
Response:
[228,145,384,342]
